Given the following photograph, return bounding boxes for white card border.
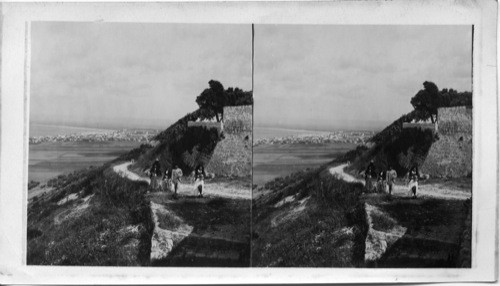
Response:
[0,1,497,284]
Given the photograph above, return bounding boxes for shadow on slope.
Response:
[346,111,435,177]
[368,196,470,268]
[126,109,221,176]
[149,196,251,267]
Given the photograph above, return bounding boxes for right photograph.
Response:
[251,25,473,268]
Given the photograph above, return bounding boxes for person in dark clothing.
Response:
[149,158,162,191]
[162,167,172,192]
[365,161,376,192]
[193,165,207,198]
[408,165,420,199]
[377,170,387,193]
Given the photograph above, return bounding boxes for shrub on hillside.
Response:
[313,174,364,213]
[342,145,369,162]
[257,168,319,207]
[28,180,40,190]
[114,143,153,163]
[97,173,149,210]
[369,111,417,145]
[153,109,206,142]
[27,227,43,240]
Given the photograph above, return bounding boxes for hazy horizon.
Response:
[255,25,472,130]
[30,22,252,129]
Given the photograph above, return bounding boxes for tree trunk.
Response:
[215,113,220,122]
[430,114,436,123]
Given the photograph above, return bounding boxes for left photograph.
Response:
[27,22,253,266]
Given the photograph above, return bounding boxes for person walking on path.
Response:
[364,161,376,193]
[193,165,207,198]
[377,170,387,193]
[162,167,173,192]
[149,158,162,192]
[386,166,398,198]
[408,165,420,199]
[172,165,183,198]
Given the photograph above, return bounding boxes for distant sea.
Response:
[253,126,357,186]
[254,126,331,140]
[29,123,112,137]
[28,124,137,184]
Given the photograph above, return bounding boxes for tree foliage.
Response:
[410,81,440,123]
[410,81,472,123]
[196,80,226,122]
[196,80,253,122]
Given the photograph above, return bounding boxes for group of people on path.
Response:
[364,161,419,199]
[148,157,207,198]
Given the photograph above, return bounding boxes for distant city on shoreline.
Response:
[29,122,168,137]
[29,123,375,145]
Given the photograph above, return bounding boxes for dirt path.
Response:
[113,162,150,184]
[113,161,251,266]
[328,163,471,267]
[113,162,250,200]
[328,164,471,201]
[329,164,361,183]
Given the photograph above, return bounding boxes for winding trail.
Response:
[329,163,362,183]
[328,164,471,201]
[113,162,251,200]
[113,162,150,184]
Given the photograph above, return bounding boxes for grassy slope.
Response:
[27,160,154,266]
[252,161,367,267]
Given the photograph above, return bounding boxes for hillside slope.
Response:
[129,108,221,176]
[345,111,435,177]
[252,162,367,267]
[27,162,154,266]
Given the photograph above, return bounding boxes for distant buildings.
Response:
[253,130,374,147]
[29,129,159,144]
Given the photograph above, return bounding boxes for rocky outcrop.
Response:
[364,203,407,264]
[150,202,193,262]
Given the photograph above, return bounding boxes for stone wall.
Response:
[421,106,472,178]
[206,105,252,177]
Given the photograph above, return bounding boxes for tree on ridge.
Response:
[195,80,253,122]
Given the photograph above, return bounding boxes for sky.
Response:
[30,22,252,129]
[31,23,472,132]
[254,25,472,131]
